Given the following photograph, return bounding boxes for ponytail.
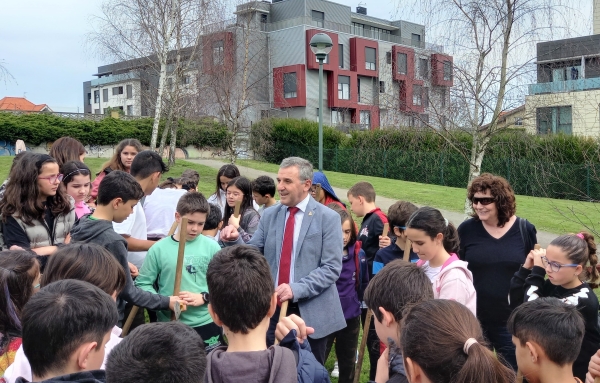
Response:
[407,207,460,253]
[550,232,599,288]
[401,299,515,383]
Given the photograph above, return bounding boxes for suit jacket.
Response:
[228,196,346,338]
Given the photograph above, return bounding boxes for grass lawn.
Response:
[234,159,600,235]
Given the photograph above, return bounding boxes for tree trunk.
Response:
[150,57,168,151]
[168,117,178,166]
[159,101,173,156]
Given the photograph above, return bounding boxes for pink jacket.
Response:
[3,326,122,383]
[419,254,477,316]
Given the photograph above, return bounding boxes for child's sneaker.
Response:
[331,361,339,378]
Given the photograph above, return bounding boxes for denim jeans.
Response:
[481,322,518,371]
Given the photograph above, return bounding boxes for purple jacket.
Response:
[336,243,361,320]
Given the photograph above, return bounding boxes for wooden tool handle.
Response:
[167,220,178,236]
[173,218,188,297]
[354,309,373,383]
[274,300,289,345]
[233,200,241,218]
[381,223,389,238]
[121,306,139,337]
[594,377,600,383]
[534,244,541,250]
[403,240,412,262]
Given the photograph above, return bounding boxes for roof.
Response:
[0,97,52,112]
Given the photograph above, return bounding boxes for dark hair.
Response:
[0,251,39,347]
[508,297,585,366]
[61,161,91,186]
[406,206,460,254]
[49,137,85,167]
[178,177,197,191]
[207,245,273,334]
[159,178,178,189]
[181,169,200,184]
[388,201,418,233]
[100,138,143,173]
[0,153,72,225]
[204,203,223,231]
[177,192,209,217]
[9,151,31,175]
[332,206,357,249]
[214,164,240,195]
[467,173,516,227]
[42,243,126,296]
[363,260,433,322]
[96,170,144,206]
[222,176,256,226]
[22,280,118,378]
[106,321,206,383]
[251,176,276,197]
[401,299,515,383]
[549,232,599,288]
[130,150,168,179]
[347,181,376,203]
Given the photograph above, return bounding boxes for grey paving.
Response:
[189,158,557,247]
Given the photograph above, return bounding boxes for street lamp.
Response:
[309,33,333,172]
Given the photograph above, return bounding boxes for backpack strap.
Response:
[519,217,533,252]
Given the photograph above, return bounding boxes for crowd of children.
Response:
[2,138,600,383]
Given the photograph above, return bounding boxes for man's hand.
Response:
[276,314,314,344]
[379,235,391,248]
[588,349,600,381]
[128,262,139,278]
[275,283,294,302]
[220,225,239,242]
[178,291,205,306]
[374,347,390,383]
[168,296,185,311]
[228,215,241,229]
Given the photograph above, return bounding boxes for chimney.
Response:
[356,6,367,15]
[595,0,600,35]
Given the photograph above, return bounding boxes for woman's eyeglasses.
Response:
[541,255,579,273]
[38,174,64,184]
[471,197,495,206]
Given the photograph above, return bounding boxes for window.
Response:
[312,10,324,28]
[112,86,124,96]
[338,75,350,100]
[413,84,422,106]
[357,78,361,102]
[87,93,91,105]
[443,61,452,81]
[411,33,421,47]
[419,58,429,79]
[167,77,173,91]
[182,75,191,85]
[127,105,133,116]
[420,114,429,125]
[315,108,319,122]
[261,110,270,119]
[94,90,100,104]
[261,13,267,23]
[332,109,345,124]
[352,22,364,36]
[386,52,391,64]
[397,53,407,74]
[379,81,385,93]
[126,84,132,99]
[537,106,572,135]
[514,117,523,126]
[423,87,429,108]
[102,89,108,102]
[552,65,581,82]
[103,108,109,115]
[365,47,376,70]
[283,72,297,98]
[339,44,344,68]
[440,87,447,108]
[213,41,224,66]
[94,109,100,114]
[359,110,370,128]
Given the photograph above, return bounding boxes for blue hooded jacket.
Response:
[312,172,345,208]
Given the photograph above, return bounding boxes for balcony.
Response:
[529,77,600,95]
[91,72,140,87]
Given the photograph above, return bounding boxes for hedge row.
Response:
[0,112,232,149]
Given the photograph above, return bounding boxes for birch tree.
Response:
[394,0,583,213]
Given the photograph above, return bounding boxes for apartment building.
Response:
[83,0,453,130]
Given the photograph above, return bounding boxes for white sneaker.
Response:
[331,361,339,378]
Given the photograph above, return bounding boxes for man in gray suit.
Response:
[220,156,345,364]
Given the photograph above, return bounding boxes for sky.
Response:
[0,0,593,112]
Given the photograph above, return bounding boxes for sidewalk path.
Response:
[190,158,557,247]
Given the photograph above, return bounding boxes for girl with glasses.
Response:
[61,161,93,219]
[0,154,75,268]
[509,232,600,381]
[457,173,537,371]
[223,176,259,243]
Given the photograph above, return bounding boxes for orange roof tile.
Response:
[0,97,51,112]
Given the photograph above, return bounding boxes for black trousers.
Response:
[361,308,380,381]
[267,302,329,365]
[325,316,360,383]
[193,322,225,353]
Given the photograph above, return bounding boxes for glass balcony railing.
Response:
[91,72,140,87]
[529,77,600,95]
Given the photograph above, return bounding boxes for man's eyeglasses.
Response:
[541,255,579,273]
[309,183,322,194]
[38,174,64,184]
[471,197,495,206]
